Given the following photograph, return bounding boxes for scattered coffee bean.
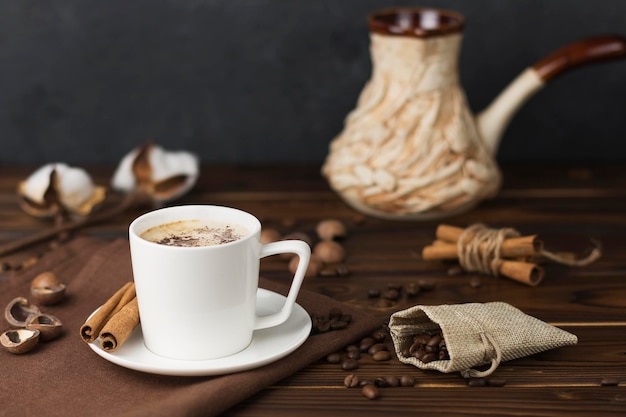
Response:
[417,279,436,291]
[447,266,464,276]
[374,377,389,387]
[344,374,360,388]
[400,375,416,387]
[367,343,388,356]
[406,283,421,297]
[347,349,361,360]
[469,277,482,288]
[487,377,507,387]
[467,377,487,387]
[367,289,381,298]
[361,384,380,400]
[326,353,341,364]
[346,344,359,352]
[384,376,400,387]
[329,307,343,320]
[342,358,359,371]
[383,289,400,301]
[601,377,619,386]
[372,351,391,361]
[336,264,351,276]
[330,320,348,330]
[372,329,387,342]
[358,379,373,388]
[311,308,352,335]
[359,337,375,353]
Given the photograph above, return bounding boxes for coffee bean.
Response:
[329,307,343,320]
[487,377,507,387]
[447,266,464,276]
[368,289,381,298]
[367,343,388,355]
[344,374,360,388]
[336,264,351,276]
[347,349,361,360]
[400,375,416,387]
[406,284,421,297]
[383,289,400,300]
[372,330,387,342]
[341,358,359,371]
[330,320,348,330]
[468,377,487,387]
[346,344,359,353]
[469,277,482,288]
[326,353,341,364]
[384,376,400,387]
[601,377,619,386]
[417,279,436,291]
[361,384,380,400]
[359,379,375,387]
[421,353,437,363]
[359,337,375,353]
[427,334,442,347]
[372,351,391,361]
[374,377,389,387]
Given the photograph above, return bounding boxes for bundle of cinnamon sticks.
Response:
[80,282,140,352]
[421,224,545,286]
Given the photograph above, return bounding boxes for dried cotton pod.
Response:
[111,142,199,203]
[17,163,106,218]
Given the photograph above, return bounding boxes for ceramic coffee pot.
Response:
[322,8,625,220]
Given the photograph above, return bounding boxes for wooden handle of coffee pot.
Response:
[533,35,626,81]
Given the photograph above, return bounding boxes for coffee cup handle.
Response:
[254,240,311,330]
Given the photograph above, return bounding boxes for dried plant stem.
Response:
[0,190,152,258]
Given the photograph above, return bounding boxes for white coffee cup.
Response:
[128,205,311,360]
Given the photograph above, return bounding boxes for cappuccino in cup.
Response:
[140,219,249,247]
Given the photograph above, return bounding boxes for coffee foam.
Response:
[140,219,249,247]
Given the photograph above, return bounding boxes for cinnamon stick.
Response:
[498,260,544,286]
[99,297,140,352]
[422,238,542,260]
[434,224,543,257]
[80,282,136,343]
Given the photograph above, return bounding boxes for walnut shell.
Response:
[25,313,63,341]
[4,297,41,328]
[0,329,40,354]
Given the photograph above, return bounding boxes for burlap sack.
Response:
[389,302,577,378]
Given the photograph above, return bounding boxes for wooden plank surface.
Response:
[1,163,625,416]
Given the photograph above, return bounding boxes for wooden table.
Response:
[1,164,625,415]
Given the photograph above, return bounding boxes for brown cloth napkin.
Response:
[0,237,382,417]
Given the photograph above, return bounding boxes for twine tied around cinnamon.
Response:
[422,224,602,286]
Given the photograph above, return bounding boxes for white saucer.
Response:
[87,288,311,376]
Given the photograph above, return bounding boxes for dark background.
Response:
[1,0,625,166]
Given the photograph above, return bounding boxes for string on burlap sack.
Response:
[389,302,578,378]
[457,223,601,278]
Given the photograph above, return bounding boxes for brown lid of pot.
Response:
[368,8,464,38]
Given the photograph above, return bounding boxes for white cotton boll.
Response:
[18,163,106,217]
[19,163,56,205]
[111,143,200,202]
